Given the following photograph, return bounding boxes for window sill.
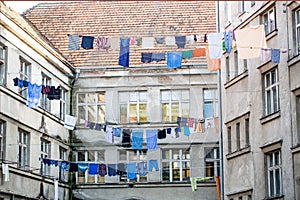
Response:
[265,29,278,41]
[226,146,251,160]
[291,144,300,154]
[260,110,280,124]
[264,194,284,200]
[287,53,300,67]
[224,70,248,89]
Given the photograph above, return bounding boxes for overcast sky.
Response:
[4,1,49,13]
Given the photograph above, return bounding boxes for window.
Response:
[205,148,220,180]
[224,1,231,24]
[18,129,30,168]
[226,56,230,82]
[162,148,190,182]
[203,89,218,119]
[161,90,189,122]
[243,59,248,71]
[40,139,51,175]
[119,91,147,123]
[238,1,245,14]
[234,51,238,77]
[236,122,240,150]
[76,150,105,183]
[77,92,105,124]
[295,9,300,54]
[227,126,232,153]
[266,150,282,198]
[19,58,31,98]
[263,7,276,35]
[0,120,6,160]
[264,68,279,115]
[59,147,67,182]
[41,74,51,111]
[0,44,7,85]
[118,149,147,182]
[297,95,300,142]
[60,87,67,120]
[245,118,250,147]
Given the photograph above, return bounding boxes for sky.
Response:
[4,1,52,13]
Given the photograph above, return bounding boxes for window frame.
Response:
[265,150,282,198]
[19,57,31,98]
[59,146,68,182]
[262,7,276,35]
[263,68,279,116]
[119,91,148,123]
[295,8,300,54]
[204,148,220,180]
[0,44,7,86]
[77,92,106,125]
[40,139,51,175]
[0,120,6,160]
[227,126,232,154]
[226,56,230,82]
[203,88,218,119]
[40,74,51,112]
[60,87,67,121]
[18,129,30,168]
[161,90,190,122]
[161,148,190,182]
[236,122,241,150]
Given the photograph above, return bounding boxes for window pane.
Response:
[171,103,179,122]
[98,92,105,102]
[78,94,86,103]
[171,91,180,101]
[272,87,278,112]
[78,152,85,161]
[162,149,170,160]
[162,162,170,181]
[204,90,213,99]
[87,93,96,103]
[266,91,271,114]
[88,106,96,122]
[78,106,86,124]
[269,10,275,31]
[119,92,128,103]
[119,150,127,161]
[182,102,189,118]
[139,92,147,102]
[161,91,170,101]
[182,149,190,159]
[275,169,281,195]
[172,162,180,181]
[270,170,274,196]
[88,151,95,161]
[162,103,169,122]
[130,92,137,101]
[97,105,105,123]
[173,149,180,159]
[206,162,214,177]
[120,104,127,123]
[204,102,213,118]
[182,161,190,181]
[139,104,147,122]
[181,90,189,100]
[129,104,137,122]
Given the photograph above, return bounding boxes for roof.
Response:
[23,1,216,68]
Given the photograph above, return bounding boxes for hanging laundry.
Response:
[146,129,158,150]
[205,46,221,72]
[64,114,77,130]
[208,33,223,59]
[193,48,206,57]
[141,52,153,63]
[183,126,190,136]
[194,35,197,42]
[96,37,111,51]
[261,48,271,63]
[190,177,213,191]
[27,82,42,108]
[78,163,89,172]
[103,124,107,132]
[116,163,127,176]
[127,162,137,179]
[18,79,24,88]
[41,85,50,94]
[107,164,117,176]
[188,118,195,128]
[138,161,148,176]
[13,77,19,86]
[132,129,144,150]
[106,125,114,144]
[155,37,165,44]
[122,129,131,147]
[148,160,159,172]
[88,163,99,175]
[99,163,107,176]
[110,37,120,50]
[47,86,61,100]
[186,36,194,45]
[54,179,58,200]
[182,50,193,59]
[232,31,236,41]
[214,117,219,134]
[204,34,207,43]
[61,161,70,171]
[88,122,95,129]
[113,127,122,137]
[235,25,267,59]
[84,120,89,128]
[166,128,171,134]
[2,163,9,182]
[136,37,142,46]
[195,121,203,133]
[271,49,280,63]
[157,129,166,139]
[68,34,80,50]
[175,36,186,48]
[95,123,102,131]
[23,80,29,87]
[81,36,94,49]
[142,37,155,49]
[69,162,78,172]
[165,36,176,46]
[224,31,233,55]
[171,128,178,138]
[118,38,130,67]
[205,117,215,129]
[130,37,137,45]
[151,53,165,62]
[167,52,182,69]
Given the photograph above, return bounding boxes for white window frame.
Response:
[236,122,241,150]
[19,57,31,98]
[224,1,232,25]
[264,68,279,115]
[18,129,30,168]
[119,91,147,123]
[266,150,282,197]
[295,9,300,54]
[41,74,51,112]
[263,7,276,35]
[205,148,220,180]
[161,148,190,182]
[297,95,300,142]
[60,87,67,120]
[203,89,218,119]
[59,147,68,182]
[0,120,6,160]
[77,92,105,124]
[0,44,7,85]
[40,139,51,175]
[227,126,232,154]
[118,149,148,183]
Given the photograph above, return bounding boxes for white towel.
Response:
[165,36,176,46]
[207,33,223,59]
[142,37,155,49]
[64,114,77,130]
[110,37,120,51]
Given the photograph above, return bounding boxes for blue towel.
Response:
[148,160,159,171]
[184,126,190,136]
[146,129,157,150]
[132,129,144,150]
[88,163,99,175]
[151,53,165,62]
[127,162,137,179]
[113,127,122,137]
[81,36,94,49]
[224,31,232,55]
[108,164,116,176]
[141,52,152,63]
[138,162,148,176]
[61,161,70,171]
[118,38,130,67]
[271,49,280,63]
[167,52,182,69]
[78,163,89,172]
[175,36,186,48]
[68,34,80,50]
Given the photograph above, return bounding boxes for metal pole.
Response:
[216,1,225,200]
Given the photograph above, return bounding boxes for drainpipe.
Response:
[216,1,225,200]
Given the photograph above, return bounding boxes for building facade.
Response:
[23,1,220,200]
[218,1,300,199]
[0,2,75,199]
